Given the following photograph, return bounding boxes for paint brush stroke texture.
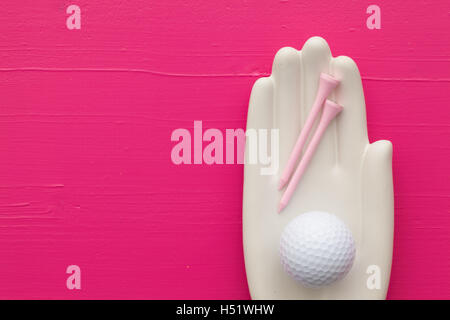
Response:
[0,0,449,299]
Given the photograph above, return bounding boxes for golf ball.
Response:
[279,211,356,288]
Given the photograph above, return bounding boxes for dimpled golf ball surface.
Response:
[280,211,356,288]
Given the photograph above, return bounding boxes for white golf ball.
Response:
[279,211,356,288]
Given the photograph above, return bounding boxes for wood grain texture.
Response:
[0,0,449,299]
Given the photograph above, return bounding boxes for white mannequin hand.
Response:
[243,36,394,299]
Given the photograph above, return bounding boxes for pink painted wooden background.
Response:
[0,0,449,299]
